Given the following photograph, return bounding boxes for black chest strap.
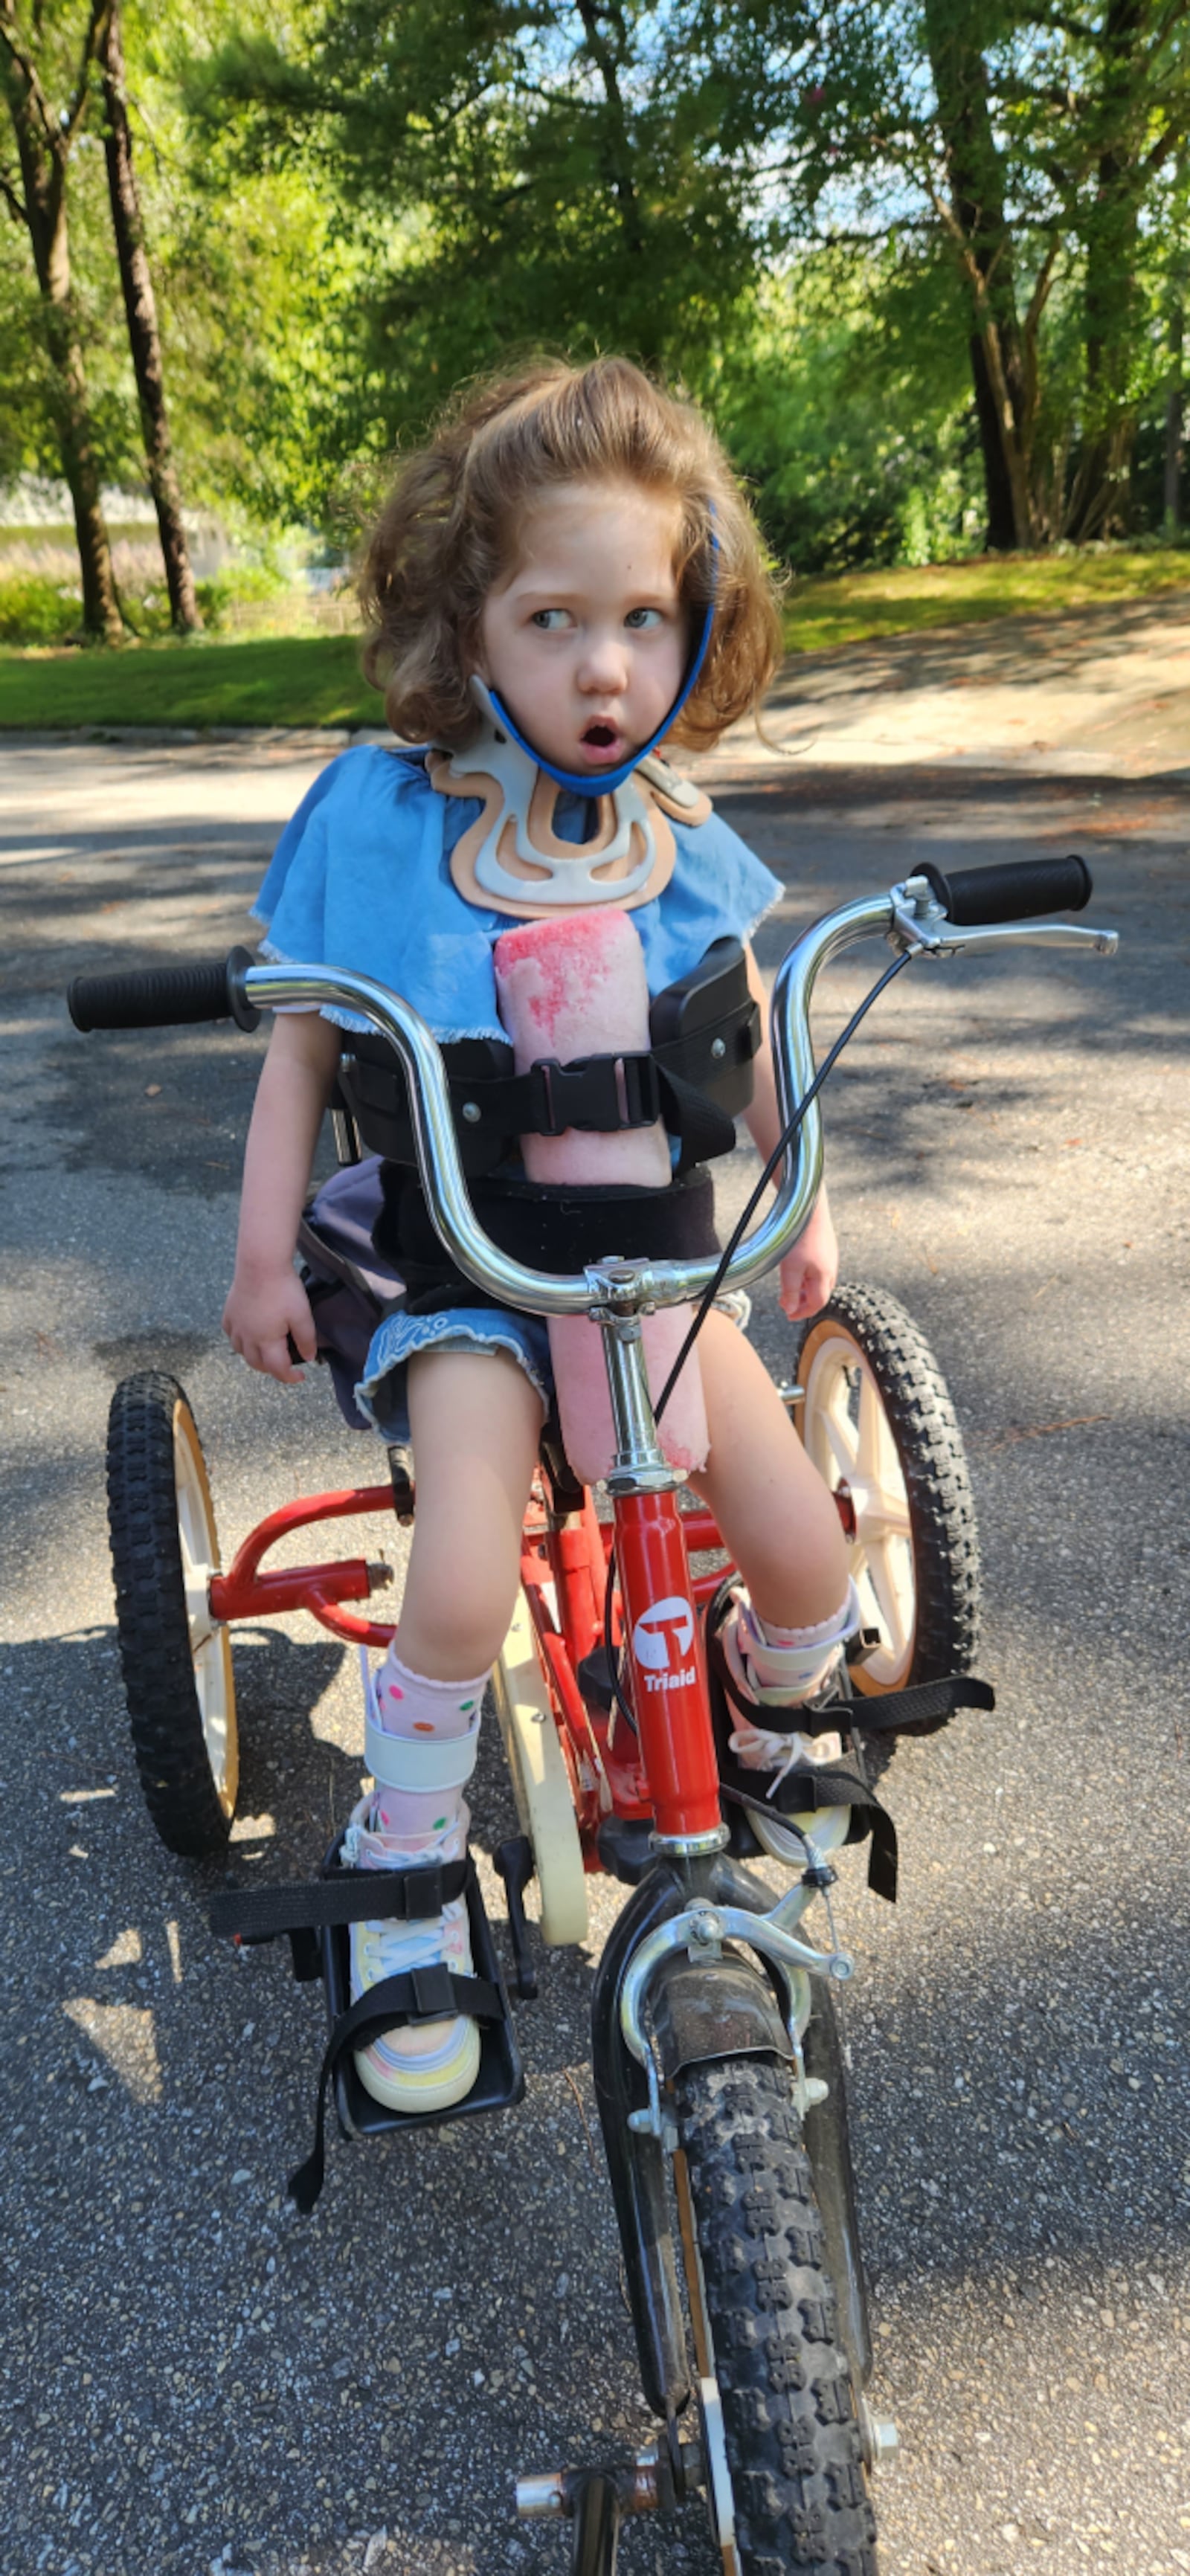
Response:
[338,936,760,1178]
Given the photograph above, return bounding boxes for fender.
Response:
[649,1945,794,2081]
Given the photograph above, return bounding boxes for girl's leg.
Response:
[348,1349,543,2113]
[690,1309,848,1629]
[690,1313,858,1855]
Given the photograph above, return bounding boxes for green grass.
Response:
[782,547,1190,654]
[0,631,381,731]
[4,547,1190,730]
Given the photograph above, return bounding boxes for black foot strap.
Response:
[846,1674,995,1736]
[210,1863,471,1984]
[708,1620,994,1745]
[210,1861,469,1943]
[289,1959,504,2215]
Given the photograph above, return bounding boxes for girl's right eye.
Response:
[530,608,570,631]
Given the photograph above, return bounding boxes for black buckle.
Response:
[409,1963,456,2020]
[529,1053,661,1137]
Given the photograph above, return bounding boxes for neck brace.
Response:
[429,679,709,918]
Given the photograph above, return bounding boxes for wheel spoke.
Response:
[865,1538,913,1662]
[857,1363,898,1492]
[821,1400,860,1487]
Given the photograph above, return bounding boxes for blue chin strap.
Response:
[483,520,718,799]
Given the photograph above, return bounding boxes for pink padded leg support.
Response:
[493,909,708,1486]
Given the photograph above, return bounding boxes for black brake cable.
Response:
[601,946,913,1737]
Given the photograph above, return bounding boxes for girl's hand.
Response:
[778,1190,838,1323]
[222,1266,317,1384]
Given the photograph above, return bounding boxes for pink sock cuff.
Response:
[374,1645,489,1740]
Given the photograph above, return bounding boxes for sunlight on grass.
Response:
[3,550,1190,729]
[782,548,1190,654]
[0,631,382,732]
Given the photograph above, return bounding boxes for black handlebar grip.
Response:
[917,856,1093,926]
[68,946,260,1034]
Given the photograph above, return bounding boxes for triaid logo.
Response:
[631,1597,697,1693]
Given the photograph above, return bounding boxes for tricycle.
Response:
[69,851,1113,2573]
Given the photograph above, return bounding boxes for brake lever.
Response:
[889,876,1119,961]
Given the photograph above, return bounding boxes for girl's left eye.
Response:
[530,608,570,631]
[625,607,663,630]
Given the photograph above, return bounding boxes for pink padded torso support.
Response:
[493,909,709,1486]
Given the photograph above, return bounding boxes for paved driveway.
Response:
[1,719,1188,2576]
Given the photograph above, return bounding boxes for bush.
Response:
[194,557,292,633]
[0,573,83,644]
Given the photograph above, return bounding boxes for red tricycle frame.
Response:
[208,1474,737,1853]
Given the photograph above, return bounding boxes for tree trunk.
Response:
[98,0,199,632]
[1,28,121,641]
[1065,0,1144,540]
[968,329,1020,550]
[574,0,658,352]
[1164,380,1183,533]
[924,0,1038,548]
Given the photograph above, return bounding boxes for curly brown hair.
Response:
[358,358,782,754]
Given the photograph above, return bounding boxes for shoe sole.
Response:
[353,2020,482,2115]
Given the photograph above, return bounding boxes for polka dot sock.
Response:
[367,1643,488,1841]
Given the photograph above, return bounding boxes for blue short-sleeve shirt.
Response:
[252,745,782,1032]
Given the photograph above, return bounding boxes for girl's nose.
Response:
[577,628,628,693]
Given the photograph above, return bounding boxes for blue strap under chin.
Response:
[485,525,718,799]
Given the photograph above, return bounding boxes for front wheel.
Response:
[675,2055,878,2575]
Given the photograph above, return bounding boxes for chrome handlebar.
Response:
[236,888,1116,1322]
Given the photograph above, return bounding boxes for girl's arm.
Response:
[742,945,838,1322]
[222,1012,343,1382]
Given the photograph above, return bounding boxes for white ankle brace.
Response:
[364,1712,481,1796]
[362,1654,483,1797]
[726,1579,861,1711]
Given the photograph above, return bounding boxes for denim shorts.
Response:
[355,1287,750,1446]
[356,1304,553,1443]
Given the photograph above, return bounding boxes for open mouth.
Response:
[581,721,620,752]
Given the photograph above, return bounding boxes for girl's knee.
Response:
[400,1349,541,1676]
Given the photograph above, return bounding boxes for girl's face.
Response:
[477,479,689,776]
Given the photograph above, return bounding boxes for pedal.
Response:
[493,1834,539,1998]
[319,1834,525,2143]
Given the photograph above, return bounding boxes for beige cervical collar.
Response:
[428,677,710,921]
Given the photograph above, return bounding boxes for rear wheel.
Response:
[106,1372,238,1856]
[492,1590,588,1945]
[675,2054,878,2575]
[793,1283,980,1698]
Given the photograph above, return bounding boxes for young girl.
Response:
[223,358,855,2119]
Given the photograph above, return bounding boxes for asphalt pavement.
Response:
[1,675,1189,2576]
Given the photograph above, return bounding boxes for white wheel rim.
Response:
[800,1330,916,1688]
[492,1594,588,1945]
[173,1411,236,1810]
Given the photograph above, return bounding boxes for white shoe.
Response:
[727,1713,849,1864]
[343,1797,482,2114]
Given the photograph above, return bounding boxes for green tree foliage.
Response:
[711,251,984,570]
[184,1,765,505]
[716,0,1190,542]
[6,0,1190,594]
